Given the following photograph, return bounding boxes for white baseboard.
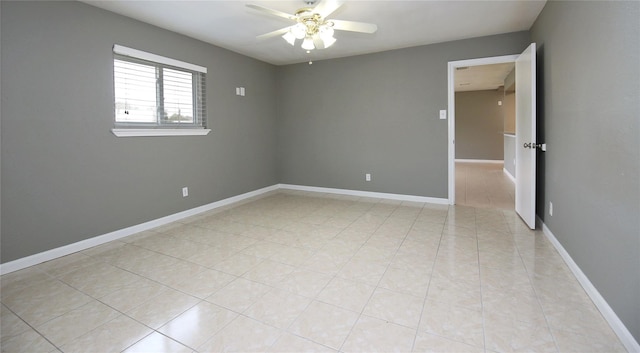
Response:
[0,184,279,275]
[1,184,448,275]
[455,159,503,164]
[278,184,449,205]
[537,216,640,353]
[503,168,516,183]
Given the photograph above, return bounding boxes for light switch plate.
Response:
[439,110,447,120]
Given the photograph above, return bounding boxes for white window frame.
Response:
[111,45,210,137]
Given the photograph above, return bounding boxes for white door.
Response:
[515,43,537,229]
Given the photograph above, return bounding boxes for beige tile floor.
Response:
[456,162,515,210]
[0,190,626,352]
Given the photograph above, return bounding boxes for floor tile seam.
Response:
[240,288,312,333]
[123,245,220,271]
[411,215,453,352]
[277,263,339,302]
[80,254,214,300]
[0,275,60,305]
[55,310,151,353]
[227,312,286,338]
[547,325,623,344]
[180,309,245,352]
[314,227,399,353]
[514,242,565,353]
[0,302,60,351]
[135,329,201,353]
[244,289,317,332]
[472,208,490,352]
[273,331,338,352]
[95,289,203,332]
[278,285,365,348]
[418,330,488,352]
[355,311,423,332]
[412,214,486,350]
[156,233,230,253]
[202,277,277,311]
[318,204,392,286]
[490,210,561,352]
[86,242,159,267]
[13,277,95,315]
[0,267,52,285]
[116,330,172,353]
[117,278,205,311]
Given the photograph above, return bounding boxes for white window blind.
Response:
[112,45,207,133]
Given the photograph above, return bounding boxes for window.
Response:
[112,45,210,137]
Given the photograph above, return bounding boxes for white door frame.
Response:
[447,54,519,205]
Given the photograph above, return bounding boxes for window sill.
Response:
[111,129,211,137]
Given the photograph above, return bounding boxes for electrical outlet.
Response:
[182,187,189,197]
[549,202,553,216]
[365,173,371,182]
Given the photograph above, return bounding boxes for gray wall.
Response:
[503,68,516,133]
[503,134,516,179]
[503,91,516,133]
[531,0,640,341]
[1,1,279,262]
[277,32,530,198]
[455,90,505,160]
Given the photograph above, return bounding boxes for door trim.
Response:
[447,54,519,205]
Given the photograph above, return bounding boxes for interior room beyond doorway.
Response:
[455,161,515,210]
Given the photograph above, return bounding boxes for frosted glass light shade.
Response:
[301,36,315,50]
[282,31,296,45]
[292,23,307,39]
[319,25,334,40]
[322,36,336,48]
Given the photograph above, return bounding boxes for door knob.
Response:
[523,142,544,149]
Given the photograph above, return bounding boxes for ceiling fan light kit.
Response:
[248,0,377,52]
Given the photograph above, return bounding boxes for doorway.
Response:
[447,54,518,207]
[452,62,516,210]
[448,44,538,229]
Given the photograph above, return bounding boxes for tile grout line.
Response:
[336,201,420,352]
[511,222,562,353]
[409,208,447,352]
[474,208,490,353]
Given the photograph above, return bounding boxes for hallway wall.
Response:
[531,0,640,342]
[455,89,505,160]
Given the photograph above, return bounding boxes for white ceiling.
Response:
[82,0,546,66]
[455,62,515,92]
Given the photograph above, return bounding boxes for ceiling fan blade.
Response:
[330,19,378,34]
[313,0,344,18]
[246,4,296,21]
[256,27,291,40]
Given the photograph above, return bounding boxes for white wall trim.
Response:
[455,159,504,164]
[537,216,640,353]
[111,129,211,137]
[0,184,278,275]
[113,44,207,73]
[278,184,449,204]
[503,168,516,183]
[448,54,520,206]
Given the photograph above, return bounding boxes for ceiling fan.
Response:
[247,0,378,51]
